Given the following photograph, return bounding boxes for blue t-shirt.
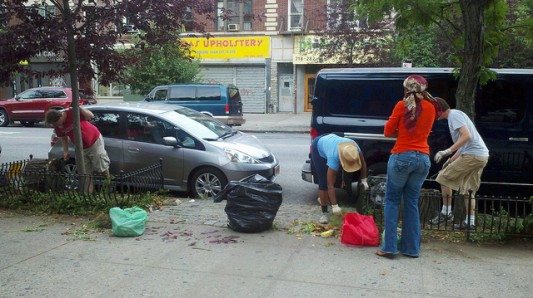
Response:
[317,134,360,171]
[448,110,489,156]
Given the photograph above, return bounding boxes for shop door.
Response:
[304,74,316,112]
[278,75,293,112]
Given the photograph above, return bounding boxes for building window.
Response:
[289,0,303,31]
[216,0,253,32]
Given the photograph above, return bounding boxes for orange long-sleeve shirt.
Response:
[384,99,436,154]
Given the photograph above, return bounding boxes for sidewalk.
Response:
[1,201,531,297]
[238,112,311,134]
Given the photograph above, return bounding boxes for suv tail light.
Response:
[310,127,319,140]
[225,103,229,114]
[50,133,59,146]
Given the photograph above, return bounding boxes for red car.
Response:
[0,87,96,127]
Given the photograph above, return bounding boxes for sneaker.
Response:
[454,221,476,231]
[429,213,454,225]
[319,214,329,224]
[331,205,342,214]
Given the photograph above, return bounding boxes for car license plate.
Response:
[274,165,280,176]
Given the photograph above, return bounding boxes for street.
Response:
[0,126,325,205]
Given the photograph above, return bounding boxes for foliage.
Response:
[0,0,216,87]
[390,24,455,67]
[317,1,395,66]
[352,0,512,117]
[0,187,165,216]
[122,42,201,95]
[491,0,533,68]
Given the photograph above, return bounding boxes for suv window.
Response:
[41,89,67,98]
[154,89,168,101]
[197,86,220,101]
[92,111,121,138]
[19,90,41,100]
[169,86,195,101]
[476,80,526,124]
[320,79,399,117]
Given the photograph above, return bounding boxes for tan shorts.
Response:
[83,135,110,174]
[436,154,488,195]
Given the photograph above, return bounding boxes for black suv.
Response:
[302,68,533,197]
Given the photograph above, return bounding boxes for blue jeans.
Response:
[382,151,430,257]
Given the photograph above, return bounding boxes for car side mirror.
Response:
[162,136,179,147]
[14,96,21,101]
[144,97,151,102]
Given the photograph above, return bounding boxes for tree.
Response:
[123,41,201,95]
[0,0,214,180]
[318,0,394,66]
[353,0,518,118]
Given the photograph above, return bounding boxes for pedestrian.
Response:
[429,97,489,230]
[311,133,368,224]
[376,75,437,259]
[45,107,110,192]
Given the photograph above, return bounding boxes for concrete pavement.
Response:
[238,112,311,134]
[1,200,532,297]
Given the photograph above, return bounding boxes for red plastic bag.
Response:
[340,212,380,246]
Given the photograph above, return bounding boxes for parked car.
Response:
[144,83,246,126]
[0,87,96,127]
[48,102,279,199]
[302,68,533,198]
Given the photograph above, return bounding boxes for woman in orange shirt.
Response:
[376,75,437,259]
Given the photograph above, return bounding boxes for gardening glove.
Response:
[360,178,369,191]
[434,148,452,163]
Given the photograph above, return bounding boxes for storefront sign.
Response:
[183,36,270,59]
[293,35,372,65]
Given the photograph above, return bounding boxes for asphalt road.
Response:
[0,126,327,205]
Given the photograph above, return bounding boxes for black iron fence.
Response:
[363,176,532,241]
[0,157,164,213]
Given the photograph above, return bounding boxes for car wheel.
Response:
[0,109,9,127]
[21,121,35,127]
[190,168,227,200]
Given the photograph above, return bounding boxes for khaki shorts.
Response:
[83,135,110,174]
[436,154,488,195]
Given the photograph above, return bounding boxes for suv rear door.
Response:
[474,76,532,191]
[227,85,243,116]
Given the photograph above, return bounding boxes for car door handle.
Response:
[508,137,528,142]
[128,147,140,152]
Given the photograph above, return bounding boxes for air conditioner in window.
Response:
[227,23,239,31]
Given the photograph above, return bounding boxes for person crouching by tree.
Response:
[311,133,368,224]
[45,107,110,193]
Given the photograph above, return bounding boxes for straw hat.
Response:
[338,142,361,173]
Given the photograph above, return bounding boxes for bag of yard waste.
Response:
[109,206,148,237]
[214,174,283,233]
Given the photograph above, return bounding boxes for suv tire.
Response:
[0,109,9,127]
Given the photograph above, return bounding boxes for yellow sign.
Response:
[19,60,29,66]
[183,36,270,59]
[293,35,375,65]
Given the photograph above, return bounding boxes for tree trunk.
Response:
[456,0,490,119]
[62,0,87,180]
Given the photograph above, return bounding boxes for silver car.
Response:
[48,102,280,199]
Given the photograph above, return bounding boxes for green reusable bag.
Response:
[109,206,148,237]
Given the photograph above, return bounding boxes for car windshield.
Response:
[161,110,234,140]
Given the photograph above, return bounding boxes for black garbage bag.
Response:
[214,174,283,233]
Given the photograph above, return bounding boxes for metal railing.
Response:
[0,157,164,212]
[363,176,532,240]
